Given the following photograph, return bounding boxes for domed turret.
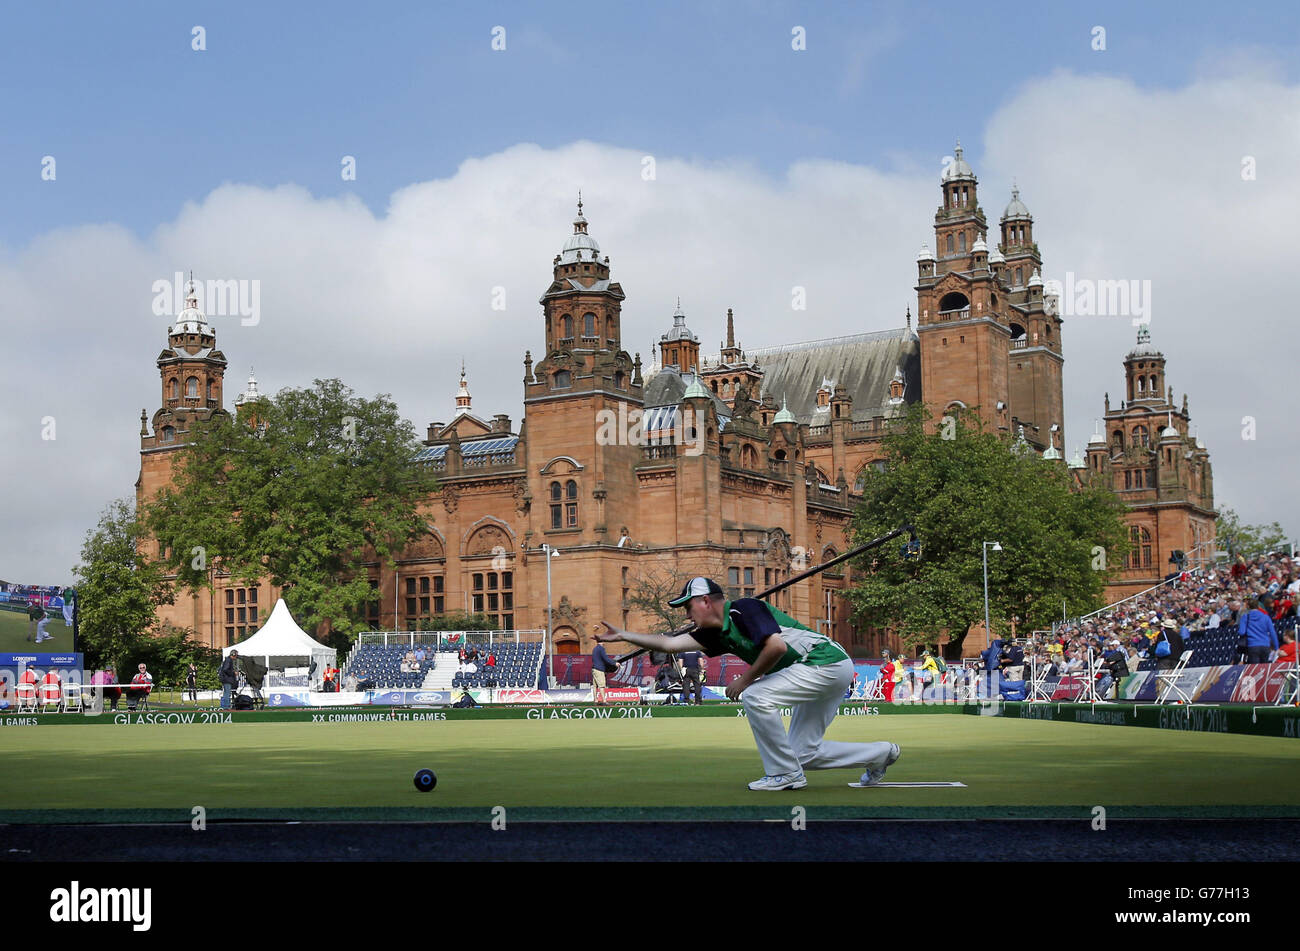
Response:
[942,141,976,182]
[559,195,601,265]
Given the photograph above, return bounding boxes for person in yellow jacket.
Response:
[919,649,940,682]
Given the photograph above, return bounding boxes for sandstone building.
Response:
[136,148,1214,657]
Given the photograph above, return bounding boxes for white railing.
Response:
[355,630,544,649]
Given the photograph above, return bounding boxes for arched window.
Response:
[206,379,214,400]
[614,371,625,389]
[565,480,578,527]
[550,482,562,529]
[938,292,969,313]
[741,445,758,469]
[774,449,787,461]
[168,378,178,400]
[946,234,954,254]
[1112,429,1124,449]
[161,426,176,444]
[185,377,199,398]
[1128,527,1153,569]
[561,315,573,339]
[958,232,966,253]
[583,313,596,337]
[1014,267,1023,286]
[554,370,571,388]
[1132,425,1149,448]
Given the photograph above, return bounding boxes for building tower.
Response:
[1082,326,1216,595]
[136,276,232,640]
[658,299,700,373]
[525,197,643,554]
[140,276,229,455]
[915,141,1010,437]
[701,307,763,413]
[999,186,1064,450]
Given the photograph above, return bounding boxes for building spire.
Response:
[726,307,735,349]
[455,360,471,411]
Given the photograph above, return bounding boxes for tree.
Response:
[143,379,439,641]
[624,556,733,633]
[415,612,496,632]
[74,498,175,673]
[1215,507,1290,559]
[843,405,1130,652]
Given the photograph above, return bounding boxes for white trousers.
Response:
[741,659,895,777]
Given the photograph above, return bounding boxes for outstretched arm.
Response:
[594,621,704,654]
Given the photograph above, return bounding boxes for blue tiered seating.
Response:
[345,645,428,689]
[448,642,545,690]
[1136,626,1254,672]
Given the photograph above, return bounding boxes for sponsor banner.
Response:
[545,688,593,703]
[364,689,451,706]
[600,687,641,702]
[0,653,82,668]
[266,692,309,707]
[1191,665,1243,703]
[496,688,547,704]
[410,691,451,705]
[1050,675,1088,701]
[1232,662,1293,703]
[550,652,753,690]
[1119,671,1152,701]
[1155,668,1210,701]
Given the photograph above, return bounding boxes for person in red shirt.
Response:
[40,668,62,708]
[128,663,153,710]
[485,652,496,668]
[879,650,897,703]
[1277,631,1297,665]
[18,664,39,708]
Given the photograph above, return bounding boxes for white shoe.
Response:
[859,743,901,786]
[748,772,807,791]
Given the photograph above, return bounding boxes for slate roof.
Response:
[742,328,921,423]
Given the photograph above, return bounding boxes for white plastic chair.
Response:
[1155,649,1195,704]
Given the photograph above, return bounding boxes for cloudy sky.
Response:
[2,1,1298,581]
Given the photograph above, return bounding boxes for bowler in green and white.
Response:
[596,576,900,790]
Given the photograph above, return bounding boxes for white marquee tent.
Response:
[221,599,336,686]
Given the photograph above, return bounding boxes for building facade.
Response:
[1074,325,1216,598]
[136,149,1213,657]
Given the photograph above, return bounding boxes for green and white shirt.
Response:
[691,598,849,672]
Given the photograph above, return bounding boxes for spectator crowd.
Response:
[1011,552,1298,699]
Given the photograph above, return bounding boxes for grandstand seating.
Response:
[1134,624,1288,672]
[343,641,545,691]
[449,642,545,690]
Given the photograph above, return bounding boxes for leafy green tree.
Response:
[416,612,496,632]
[133,626,223,689]
[144,379,438,642]
[74,498,175,673]
[843,405,1130,652]
[1215,507,1290,559]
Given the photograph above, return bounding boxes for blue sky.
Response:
[4,1,1299,581]
[4,0,1297,247]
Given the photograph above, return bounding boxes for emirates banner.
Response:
[598,687,641,702]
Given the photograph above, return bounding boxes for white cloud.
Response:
[3,69,1297,581]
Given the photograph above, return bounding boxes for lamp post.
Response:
[540,544,560,687]
[983,541,1003,648]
